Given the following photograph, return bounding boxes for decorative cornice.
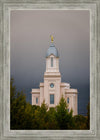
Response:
[44,75,61,78]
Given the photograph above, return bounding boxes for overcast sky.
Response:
[10,10,90,115]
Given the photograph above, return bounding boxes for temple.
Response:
[31,36,78,115]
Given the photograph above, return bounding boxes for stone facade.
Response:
[31,38,78,115]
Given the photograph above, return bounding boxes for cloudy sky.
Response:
[10,10,90,115]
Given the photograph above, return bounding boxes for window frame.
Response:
[51,57,53,67]
[67,97,69,104]
[50,94,54,104]
[36,97,38,104]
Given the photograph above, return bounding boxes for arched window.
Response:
[67,97,69,103]
[51,57,53,67]
[50,94,54,104]
[36,97,38,104]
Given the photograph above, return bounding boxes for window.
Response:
[50,94,54,104]
[51,57,53,67]
[36,97,38,104]
[50,83,54,88]
[67,108,69,112]
[67,97,69,104]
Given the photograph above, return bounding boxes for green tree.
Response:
[33,101,48,129]
[10,78,34,129]
[55,96,75,129]
[23,103,34,129]
[73,115,88,130]
[46,107,59,129]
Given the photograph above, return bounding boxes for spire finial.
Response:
[50,35,54,43]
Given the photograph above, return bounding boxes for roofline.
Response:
[46,55,59,58]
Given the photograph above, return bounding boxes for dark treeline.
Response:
[10,78,90,130]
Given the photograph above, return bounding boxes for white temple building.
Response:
[31,36,78,115]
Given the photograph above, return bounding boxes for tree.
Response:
[10,78,34,129]
[55,96,75,129]
[33,101,48,129]
[46,107,59,129]
[73,115,88,130]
